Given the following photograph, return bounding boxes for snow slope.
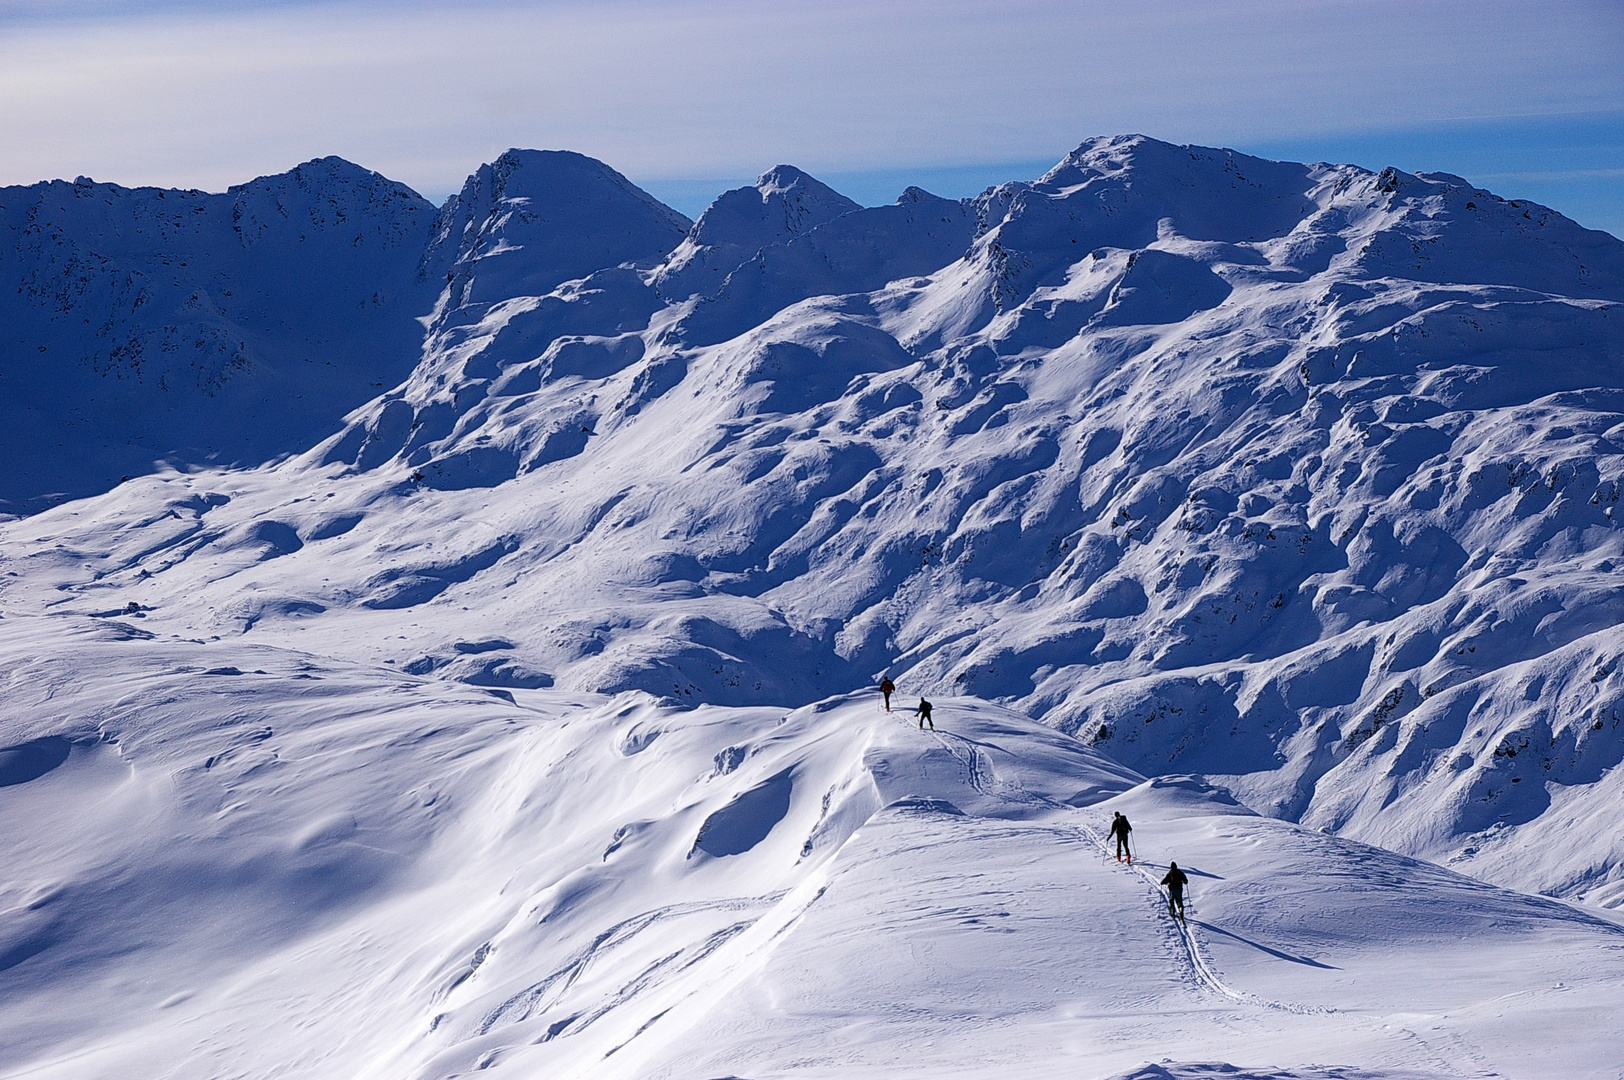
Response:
[2,614,1620,1080]
[0,157,439,513]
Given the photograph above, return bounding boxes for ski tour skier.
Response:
[880,675,896,712]
[1162,862,1189,921]
[915,697,934,730]
[1109,812,1132,863]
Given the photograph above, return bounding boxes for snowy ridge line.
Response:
[1076,820,1332,1016]
[922,715,1328,1017]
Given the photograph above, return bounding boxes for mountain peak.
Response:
[423,148,691,314]
[684,165,859,249]
[755,164,849,205]
[654,165,860,300]
[441,149,692,243]
[228,154,419,198]
[1035,133,1160,183]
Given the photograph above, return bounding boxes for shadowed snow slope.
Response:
[0,157,440,513]
[0,615,1619,1079]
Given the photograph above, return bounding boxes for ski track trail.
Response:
[917,715,1331,1018]
[926,726,986,796]
[1073,819,1335,1017]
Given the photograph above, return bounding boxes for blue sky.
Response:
[2,0,1620,235]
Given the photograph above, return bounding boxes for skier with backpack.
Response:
[1162,861,1189,921]
[1109,812,1132,863]
[880,675,895,712]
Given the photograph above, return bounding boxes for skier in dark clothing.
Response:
[1162,862,1188,921]
[915,697,934,730]
[880,676,895,712]
[1109,812,1132,863]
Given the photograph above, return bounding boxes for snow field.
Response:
[2,615,1620,1078]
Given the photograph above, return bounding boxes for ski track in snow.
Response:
[927,712,1328,1019]
[928,709,1338,1023]
[1075,818,1330,1018]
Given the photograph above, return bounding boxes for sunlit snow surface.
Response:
[2,136,1624,1077]
[2,615,1621,1079]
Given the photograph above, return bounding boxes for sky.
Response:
[1,0,1621,235]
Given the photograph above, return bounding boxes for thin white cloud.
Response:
[1,0,1619,195]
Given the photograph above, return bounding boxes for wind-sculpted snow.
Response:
[1,617,1619,1079]
[3,134,1624,924]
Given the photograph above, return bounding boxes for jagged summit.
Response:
[693,163,862,247]
[1033,135,1624,297]
[752,163,862,226]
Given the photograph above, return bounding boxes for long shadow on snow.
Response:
[1191,921,1339,969]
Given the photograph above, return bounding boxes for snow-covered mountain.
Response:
[2,135,1623,1079]
[0,156,440,513]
